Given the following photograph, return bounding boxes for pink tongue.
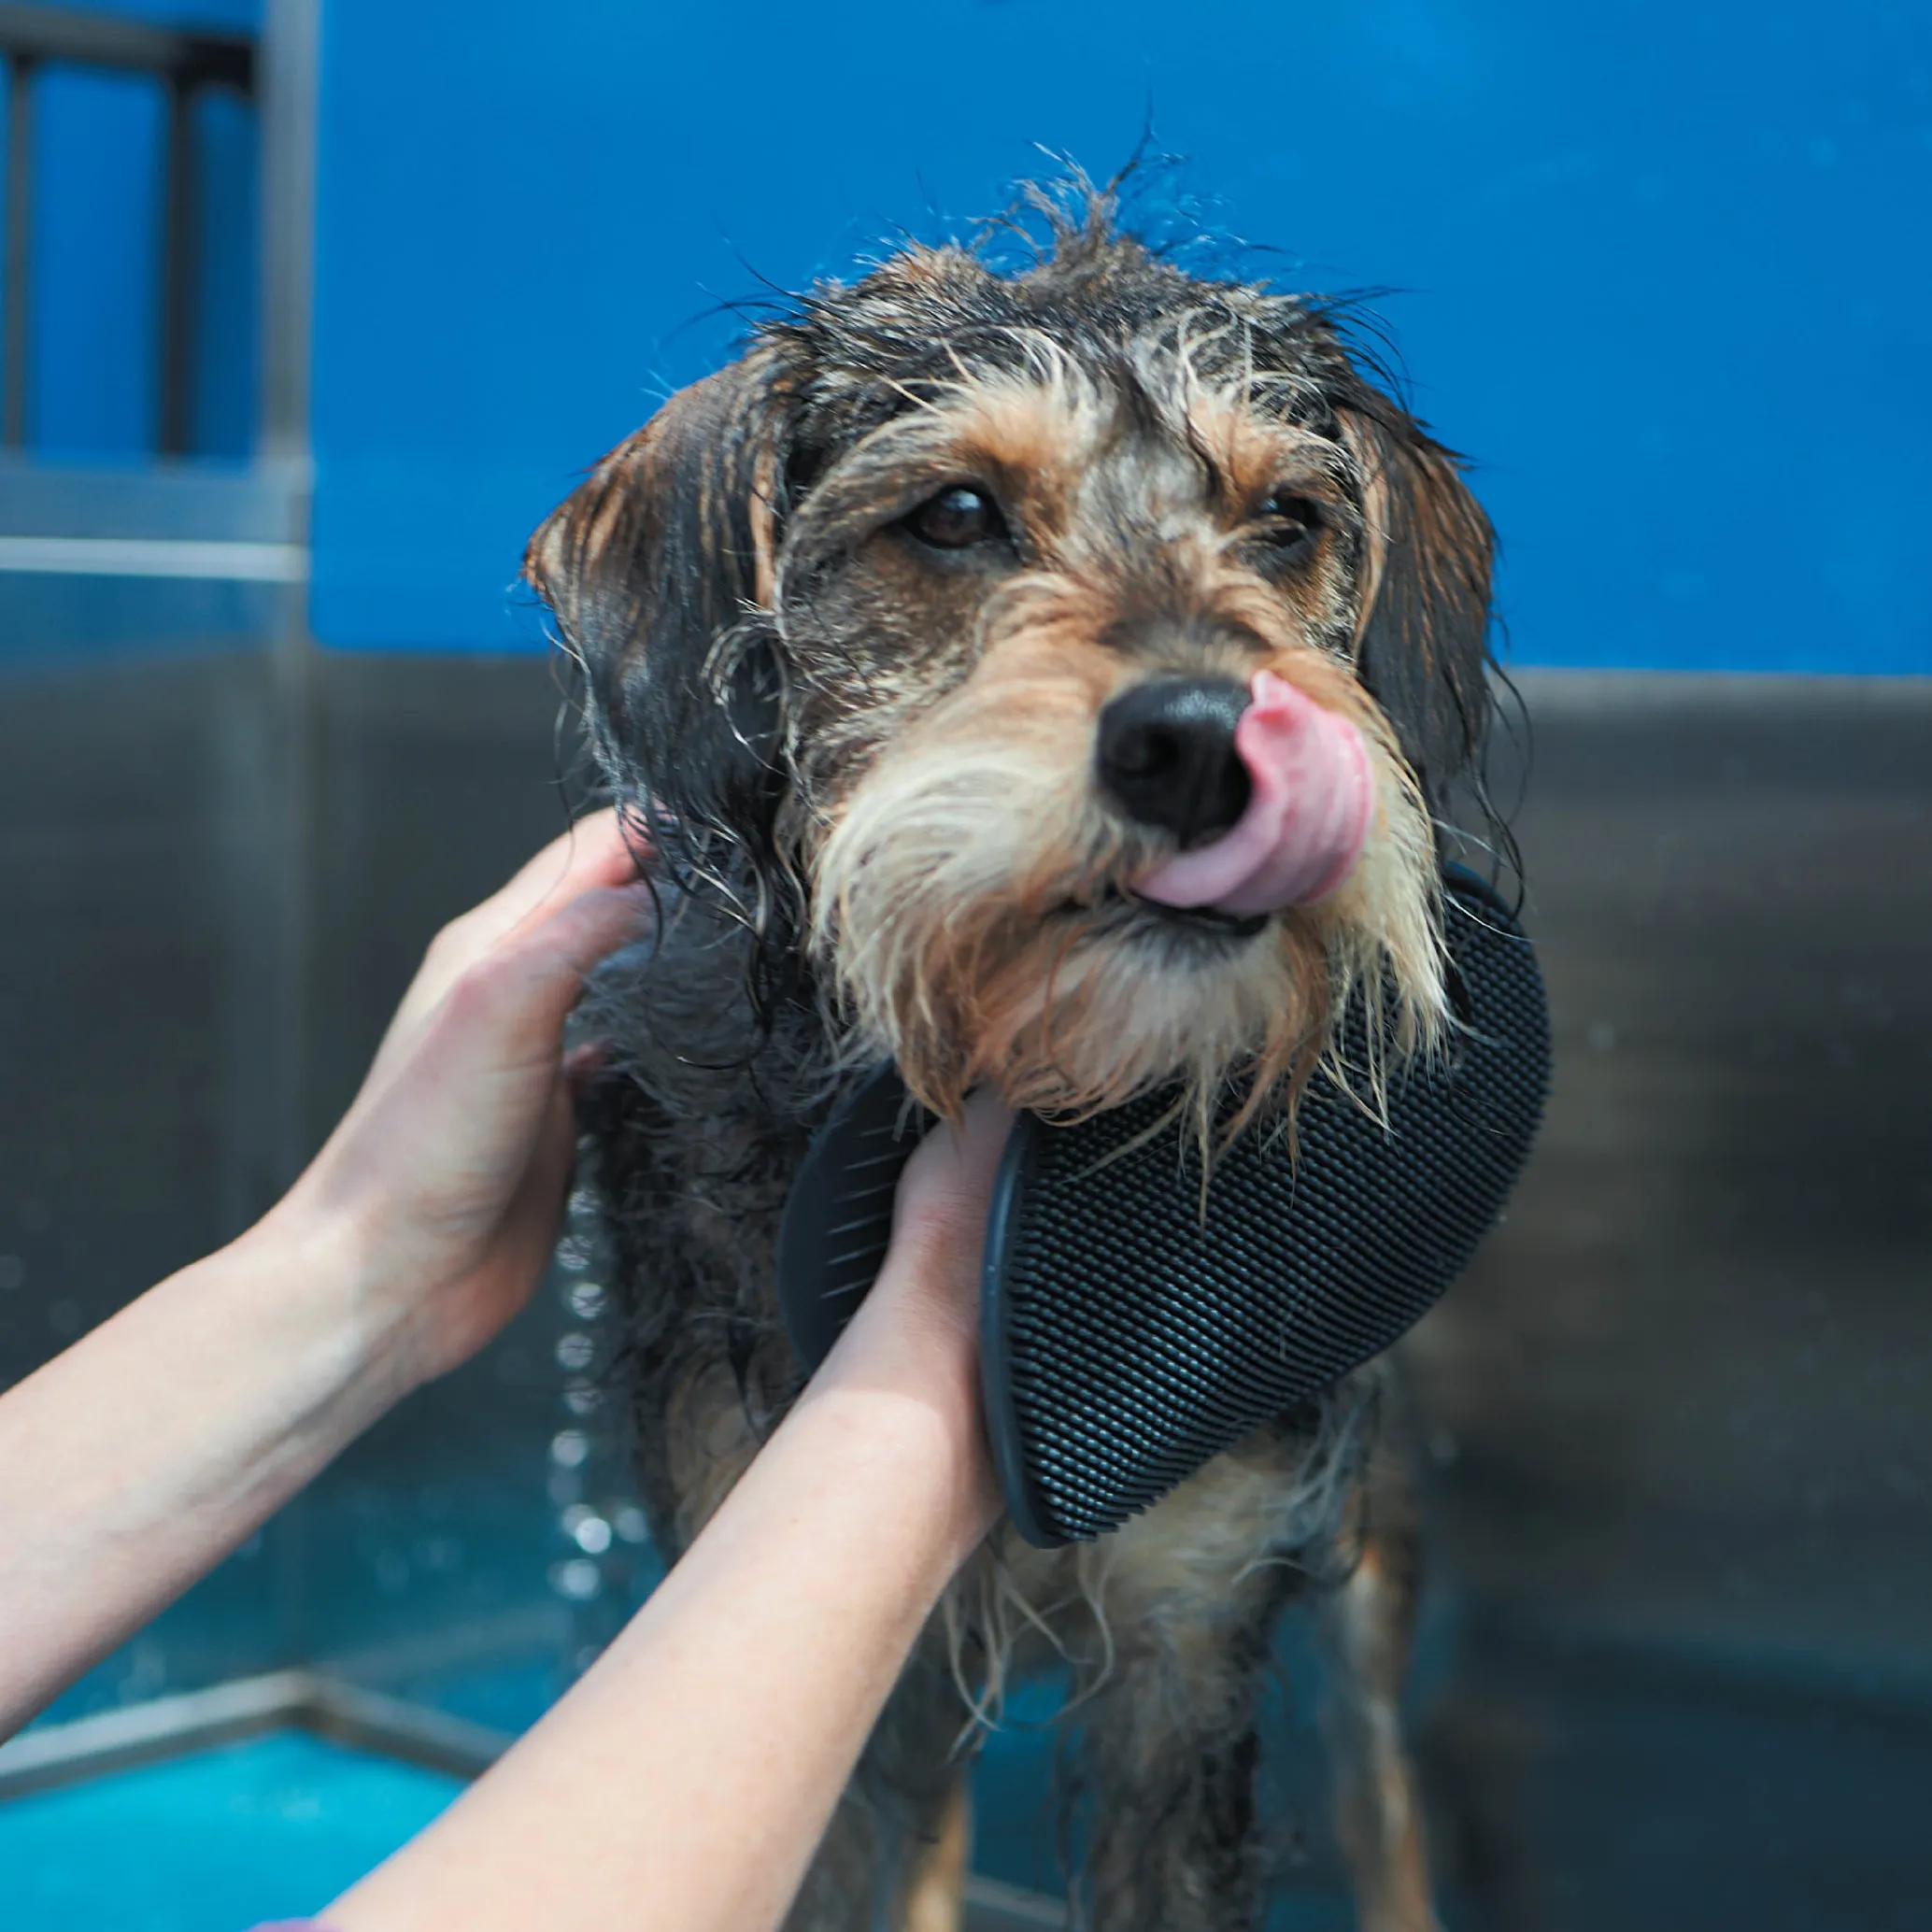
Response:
[1134,671,1373,916]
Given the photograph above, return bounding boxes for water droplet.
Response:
[550,1557,603,1601]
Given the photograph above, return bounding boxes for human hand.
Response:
[266,809,650,1394]
[801,1088,1015,1551]
[0,811,650,1737]
[874,1087,1016,1354]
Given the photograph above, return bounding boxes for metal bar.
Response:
[3,50,31,447]
[0,1670,517,1801]
[158,67,194,455]
[0,1673,516,1797]
[255,0,321,1323]
[961,1879,1069,1928]
[302,1681,515,1783]
[0,533,308,577]
[257,0,316,464]
[0,4,252,93]
[0,1669,314,1798]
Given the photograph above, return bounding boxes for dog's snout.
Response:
[1095,675,1253,847]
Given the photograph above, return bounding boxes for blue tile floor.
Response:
[10,1632,1924,1932]
[0,1725,1357,1932]
[0,1731,463,1932]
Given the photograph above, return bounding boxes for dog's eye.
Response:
[1256,492,1323,551]
[904,485,1005,549]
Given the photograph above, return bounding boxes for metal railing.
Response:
[0,1,256,457]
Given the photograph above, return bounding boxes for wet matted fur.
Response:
[528,191,1502,1932]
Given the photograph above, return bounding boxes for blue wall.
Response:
[0,0,260,462]
[22,89,256,462]
[310,0,1931,673]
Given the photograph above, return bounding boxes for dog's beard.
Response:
[805,647,1448,1129]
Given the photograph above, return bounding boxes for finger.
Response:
[895,1087,1015,1231]
[335,952,595,1230]
[423,810,643,992]
[380,813,648,1064]
[935,1086,1016,1187]
[861,1089,1015,1352]
[482,1077,584,1325]
[501,1076,583,1262]
[363,876,651,1107]
[419,882,652,1083]
[500,877,655,997]
[563,1040,607,1088]
[493,808,648,950]
[379,1071,582,1386]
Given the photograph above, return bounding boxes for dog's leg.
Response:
[785,1646,970,1932]
[1074,1637,1275,1932]
[1318,1453,1441,1932]
[902,1780,971,1932]
[786,1794,889,1932]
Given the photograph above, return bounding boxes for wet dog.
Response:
[527,191,1499,1932]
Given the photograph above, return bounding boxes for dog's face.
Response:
[530,222,1495,1124]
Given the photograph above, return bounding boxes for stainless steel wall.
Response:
[2,651,1928,1924]
[0,648,588,1721]
[1410,673,1932,1931]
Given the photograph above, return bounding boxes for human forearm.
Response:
[329,1133,1006,1932]
[335,1376,989,1932]
[0,1212,408,1735]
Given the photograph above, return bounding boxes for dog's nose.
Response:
[1095,675,1252,847]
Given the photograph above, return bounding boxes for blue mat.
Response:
[0,1730,462,1932]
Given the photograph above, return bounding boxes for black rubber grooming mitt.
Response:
[777,866,1549,1547]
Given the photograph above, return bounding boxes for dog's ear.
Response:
[525,348,796,858]
[1338,403,1497,809]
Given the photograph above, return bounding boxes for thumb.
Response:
[894,1088,1016,1244]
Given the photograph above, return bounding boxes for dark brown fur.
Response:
[530,192,1499,1932]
